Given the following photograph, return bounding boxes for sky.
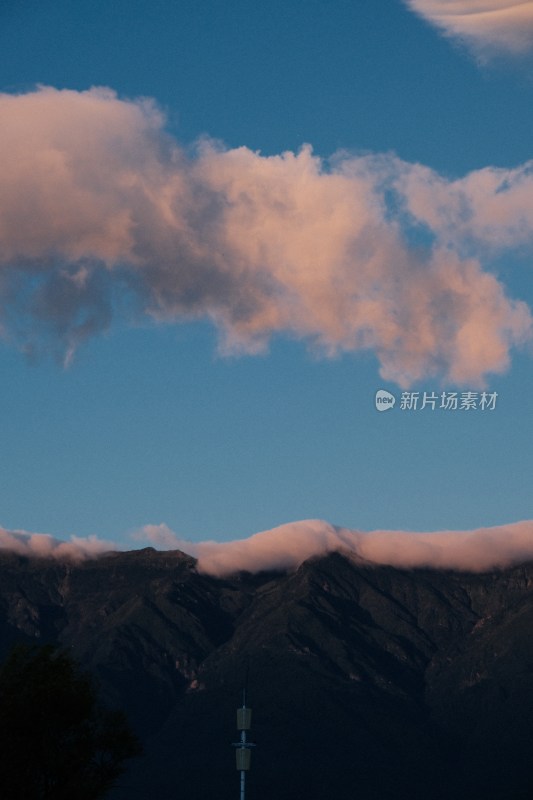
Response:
[0,0,533,556]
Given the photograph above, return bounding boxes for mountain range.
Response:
[1,546,533,799]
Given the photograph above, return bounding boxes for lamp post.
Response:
[232,688,255,800]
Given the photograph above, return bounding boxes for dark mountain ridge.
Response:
[1,547,533,799]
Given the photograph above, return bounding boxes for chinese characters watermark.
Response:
[375,389,498,412]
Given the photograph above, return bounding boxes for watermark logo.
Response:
[374,389,498,412]
[375,389,396,411]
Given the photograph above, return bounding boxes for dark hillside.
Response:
[1,548,533,799]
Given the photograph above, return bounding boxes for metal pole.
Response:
[240,766,245,800]
[233,680,255,800]
[240,715,246,800]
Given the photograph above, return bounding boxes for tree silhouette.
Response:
[0,644,141,800]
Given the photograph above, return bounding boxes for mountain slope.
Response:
[1,548,533,799]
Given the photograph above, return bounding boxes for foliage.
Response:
[0,644,141,800]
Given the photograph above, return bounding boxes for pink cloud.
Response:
[4,518,533,576]
[0,86,531,385]
[396,159,533,252]
[405,0,533,58]
[139,518,533,577]
[0,526,116,561]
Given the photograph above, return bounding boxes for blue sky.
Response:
[0,0,532,547]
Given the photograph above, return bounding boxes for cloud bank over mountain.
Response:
[0,86,532,385]
[3,518,533,575]
[0,526,115,561]
[405,1,533,58]
[141,519,533,576]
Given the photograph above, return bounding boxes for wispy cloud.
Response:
[139,519,533,576]
[0,86,531,385]
[405,0,533,59]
